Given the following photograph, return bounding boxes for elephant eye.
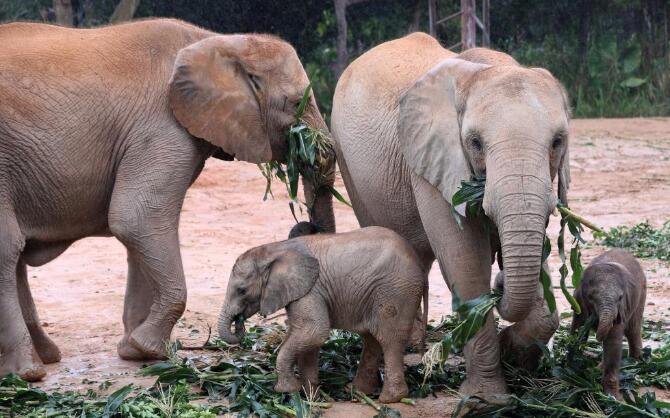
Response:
[466,131,483,152]
[248,73,262,92]
[552,132,566,149]
[237,287,247,296]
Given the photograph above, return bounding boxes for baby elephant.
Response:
[218,226,427,403]
[570,249,646,398]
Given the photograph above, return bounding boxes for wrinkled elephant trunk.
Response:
[484,155,556,323]
[218,306,241,345]
[301,105,336,233]
[596,307,615,342]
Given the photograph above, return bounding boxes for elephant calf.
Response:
[218,227,428,403]
[570,249,646,398]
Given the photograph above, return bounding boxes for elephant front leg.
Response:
[117,251,155,360]
[411,175,508,399]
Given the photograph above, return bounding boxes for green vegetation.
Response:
[3,318,669,417]
[594,221,670,261]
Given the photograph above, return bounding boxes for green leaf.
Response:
[327,185,352,207]
[102,384,133,418]
[295,83,312,120]
[620,77,647,88]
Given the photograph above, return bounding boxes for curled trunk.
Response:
[218,308,240,345]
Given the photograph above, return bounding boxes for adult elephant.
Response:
[0,19,334,381]
[331,33,569,397]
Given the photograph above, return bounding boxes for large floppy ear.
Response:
[169,35,271,163]
[259,242,320,316]
[398,58,488,204]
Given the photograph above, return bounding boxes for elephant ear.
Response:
[169,35,271,163]
[398,58,488,204]
[259,242,320,316]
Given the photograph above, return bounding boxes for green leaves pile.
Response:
[594,220,670,261]
[258,84,349,222]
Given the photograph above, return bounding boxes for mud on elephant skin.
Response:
[570,249,646,399]
[331,33,570,398]
[218,227,428,403]
[0,18,335,381]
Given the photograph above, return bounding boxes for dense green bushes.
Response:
[2,0,668,118]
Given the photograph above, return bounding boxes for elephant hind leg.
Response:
[0,214,45,381]
[352,333,382,394]
[17,261,61,364]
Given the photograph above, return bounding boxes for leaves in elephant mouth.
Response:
[450,176,602,316]
[258,84,350,223]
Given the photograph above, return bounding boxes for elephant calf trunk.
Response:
[218,309,241,345]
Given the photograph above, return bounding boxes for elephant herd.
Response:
[1,17,580,402]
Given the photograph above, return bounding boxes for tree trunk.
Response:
[333,0,368,79]
[110,0,140,23]
[53,0,74,27]
[408,0,423,33]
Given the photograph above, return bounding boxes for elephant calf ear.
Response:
[259,243,320,316]
[169,36,272,163]
[398,58,486,203]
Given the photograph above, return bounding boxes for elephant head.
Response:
[575,262,629,342]
[218,241,319,344]
[399,58,571,323]
[169,35,335,232]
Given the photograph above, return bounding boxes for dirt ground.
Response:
[29,118,670,416]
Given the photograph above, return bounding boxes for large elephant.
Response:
[0,19,334,381]
[331,33,569,397]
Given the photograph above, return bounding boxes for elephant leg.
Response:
[411,174,508,398]
[108,148,197,360]
[297,347,320,395]
[352,333,383,394]
[0,214,45,381]
[377,339,409,403]
[496,269,559,370]
[277,300,329,394]
[625,307,644,359]
[117,251,155,360]
[16,261,61,364]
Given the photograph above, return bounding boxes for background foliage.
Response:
[1,0,668,118]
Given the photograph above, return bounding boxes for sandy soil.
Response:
[27,118,670,416]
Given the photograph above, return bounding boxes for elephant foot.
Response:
[274,375,301,393]
[352,371,381,394]
[0,348,46,382]
[127,325,169,360]
[118,335,155,360]
[33,334,61,365]
[459,376,509,404]
[378,382,408,404]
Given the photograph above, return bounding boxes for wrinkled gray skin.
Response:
[571,249,646,399]
[218,227,428,403]
[331,33,569,398]
[0,19,334,381]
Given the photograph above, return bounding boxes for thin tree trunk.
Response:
[333,0,368,79]
[53,0,74,27]
[110,0,140,23]
[408,0,423,33]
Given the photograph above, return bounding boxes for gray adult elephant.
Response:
[0,19,334,381]
[331,33,569,397]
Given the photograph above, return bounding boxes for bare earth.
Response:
[30,118,670,416]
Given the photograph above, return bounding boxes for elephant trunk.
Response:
[484,154,556,323]
[596,305,615,342]
[218,304,245,345]
[301,104,336,233]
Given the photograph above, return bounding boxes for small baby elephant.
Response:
[570,249,646,398]
[218,226,427,403]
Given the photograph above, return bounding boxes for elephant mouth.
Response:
[233,314,247,340]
